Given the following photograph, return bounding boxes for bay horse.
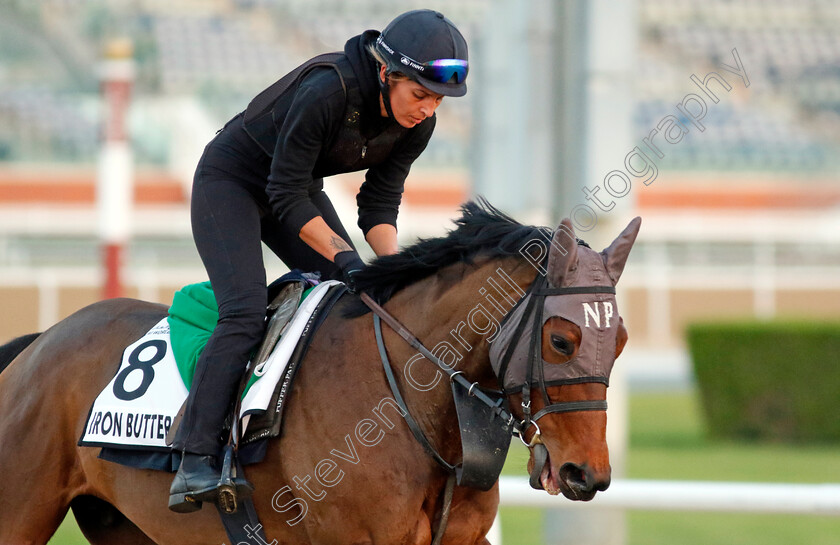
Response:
[0,202,639,545]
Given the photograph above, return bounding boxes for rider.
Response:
[169,9,469,512]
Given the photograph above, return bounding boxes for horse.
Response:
[0,201,640,545]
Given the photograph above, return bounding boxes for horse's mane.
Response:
[344,199,542,317]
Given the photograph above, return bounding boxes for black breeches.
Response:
[173,173,351,455]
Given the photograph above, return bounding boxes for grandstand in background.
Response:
[3,0,838,171]
[1,1,839,372]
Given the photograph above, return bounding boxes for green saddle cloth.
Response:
[167,281,218,391]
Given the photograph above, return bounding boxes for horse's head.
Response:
[490,216,641,500]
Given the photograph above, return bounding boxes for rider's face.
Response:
[379,65,444,128]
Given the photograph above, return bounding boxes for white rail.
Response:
[499,477,840,515]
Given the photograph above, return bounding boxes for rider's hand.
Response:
[333,250,365,293]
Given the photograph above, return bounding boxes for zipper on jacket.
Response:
[361,144,367,159]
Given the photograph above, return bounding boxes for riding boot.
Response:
[169,452,256,513]
[168,452,223,513]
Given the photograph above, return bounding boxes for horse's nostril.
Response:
[559,462,593,492]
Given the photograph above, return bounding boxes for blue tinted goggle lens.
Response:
[424,59,469,84]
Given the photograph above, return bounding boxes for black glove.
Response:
[333,250,365,293]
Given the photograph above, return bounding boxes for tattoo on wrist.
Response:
[330,236,352,252]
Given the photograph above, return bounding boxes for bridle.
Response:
[359,262,615,489]
[491,271,614,488]
[495,273,613,446]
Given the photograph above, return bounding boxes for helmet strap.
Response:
[379,72,396,121]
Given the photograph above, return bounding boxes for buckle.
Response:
[518,420,542,448]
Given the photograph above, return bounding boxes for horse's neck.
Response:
[381,256,534,459]
[416,256,532,365]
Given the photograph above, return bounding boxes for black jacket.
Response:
[207,30,435,235]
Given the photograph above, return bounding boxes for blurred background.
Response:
[0,0,838,544]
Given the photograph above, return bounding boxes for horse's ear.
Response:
[601,216,642,285]
[546,218,578,287]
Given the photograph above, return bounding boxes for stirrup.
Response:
[168,460,253,514]
[216,445,255,514]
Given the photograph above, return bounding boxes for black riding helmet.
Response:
[374,10,469,119]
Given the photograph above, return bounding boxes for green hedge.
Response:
[687,320,840,443]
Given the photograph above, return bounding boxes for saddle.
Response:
[165,272,347,452]
[211,274,347,517]
[229,273,346,447]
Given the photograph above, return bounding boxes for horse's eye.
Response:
[550,334,575,356]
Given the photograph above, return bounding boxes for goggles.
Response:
[376,35,469,85]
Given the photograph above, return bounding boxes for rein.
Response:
[362,292,522,449]
[361,292,511,545]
